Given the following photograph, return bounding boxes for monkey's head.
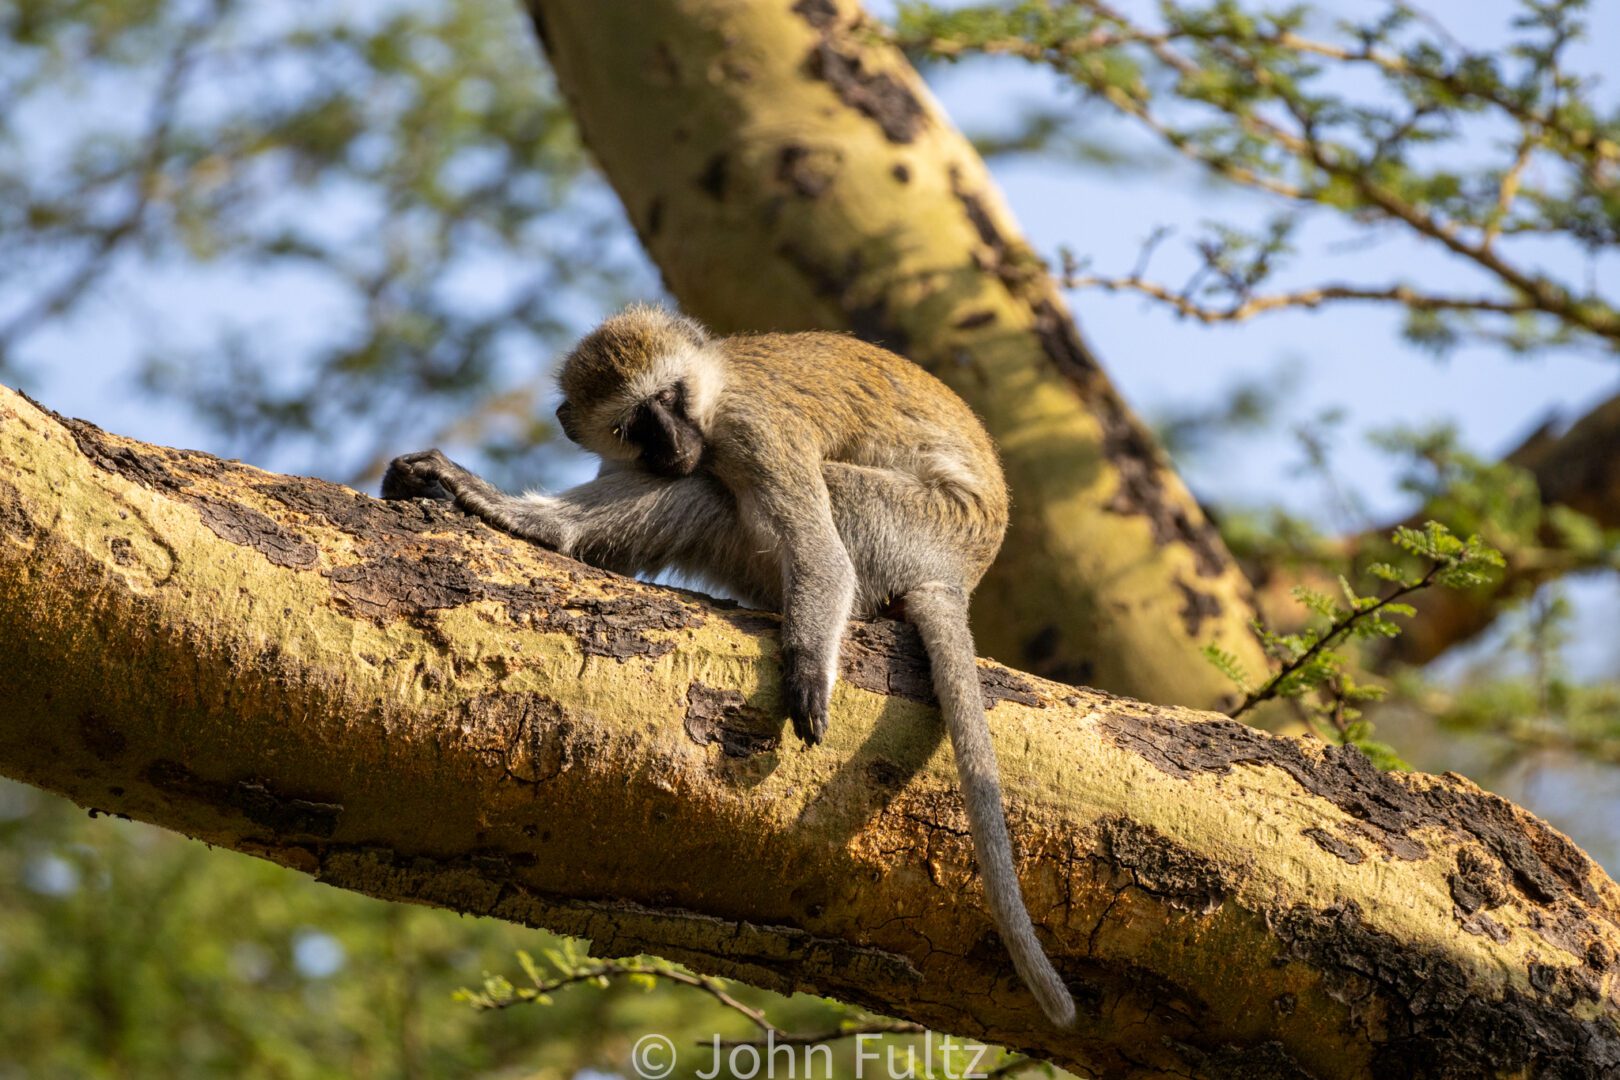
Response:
[554,304,721,478]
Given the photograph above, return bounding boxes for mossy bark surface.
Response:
[525,0,1269,712]
[3,387,1619,1077]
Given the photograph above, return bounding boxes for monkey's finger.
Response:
[381,455,451,501]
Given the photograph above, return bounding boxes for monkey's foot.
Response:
[782,647,831,745]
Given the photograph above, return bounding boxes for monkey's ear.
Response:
[555,401,581,444]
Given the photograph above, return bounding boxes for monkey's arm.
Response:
[722,441,857,745]
[381,450,742,582]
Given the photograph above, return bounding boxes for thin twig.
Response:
[1063,273,1540,323]
[1485,133,1538,251]
[475,959,929,1052]
[1229,565,1440,719]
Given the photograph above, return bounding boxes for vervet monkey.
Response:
[382,305,1076,1027]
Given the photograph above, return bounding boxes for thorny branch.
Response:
[898,0,1619,350]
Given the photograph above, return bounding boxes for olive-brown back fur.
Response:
[714,332,1009,581]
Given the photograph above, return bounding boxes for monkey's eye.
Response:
[655,387,679,408]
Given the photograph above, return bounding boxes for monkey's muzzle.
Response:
[631,397,705,478]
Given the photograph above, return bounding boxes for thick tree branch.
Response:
[4,387,1620,1076]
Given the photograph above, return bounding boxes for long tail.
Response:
[904,583,1077,1028]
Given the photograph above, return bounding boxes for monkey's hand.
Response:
[781,646,831,745]
[381,449,461,501]
[382,448,576,553]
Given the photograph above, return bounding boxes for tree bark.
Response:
[524,0,1269,713]
[5,387,1620,1077]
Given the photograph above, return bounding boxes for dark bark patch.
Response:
[947,167,1039,293]
[261,478,481,542]
[952,309,996,330]
[78,710,127,762]
[803,42,924,144]
[1029,296,1102,378]
[955,184,1007,254]
[1100,817,1230,913]
[646,196,665,238]
[1303,826,1366,865]
[1529,905,1603,962]
[1175,577,1224,636]
[840,619,1042,709]
[777,143,839,197]
[195,497,318,569]
[516,590,701,661]
[1178,1040,1315,1080]
[791,0,838,29]
[980,664,1042,707]
[146,759,342,839]
[1098,392,1228,578]
[62,415,187,492]
[231,780,344,839]
[1274,900,1620,1076]
[1451,845,1510,914]
[108,536,134,564]
[461,692,575,785]
[890,162,911,183]
[1459,911,1511,942]
[697,153,728,200]
[327,553,485,622]
[1099,709,1604,916]
[0,487,36,540]
[685,682,780,758]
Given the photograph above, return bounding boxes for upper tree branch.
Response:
[3,386,1620,1077]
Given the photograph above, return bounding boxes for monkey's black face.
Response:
[628,383,705,478]
[554,400,582,445]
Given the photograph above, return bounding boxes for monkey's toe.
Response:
[791,702,828,745]
[783,651,831,745]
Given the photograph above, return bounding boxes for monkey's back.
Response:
[715,332,1009,570]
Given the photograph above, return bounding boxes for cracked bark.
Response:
[5,389,1620,1078]
[524,0,1270,713]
